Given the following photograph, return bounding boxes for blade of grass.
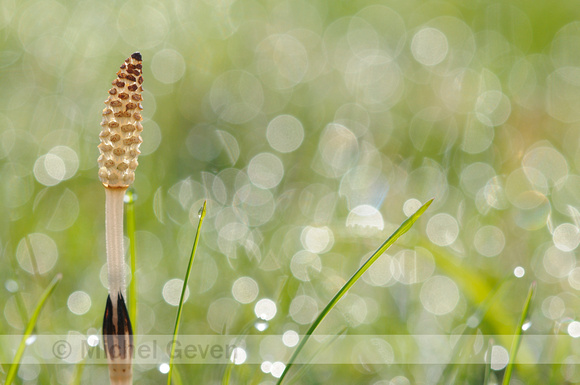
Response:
[222,360,233,385]
[71,359,85,385]
[5,273,62,385]
[276,198,433,385]
[483,339,493,385]
[286,327,348,385]
[221,317,265,385]
[171,364,183,385]
[126,189,138,334]
[167,200,207,385]
[502,281,536,385]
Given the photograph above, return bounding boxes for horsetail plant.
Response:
[98,52,144,385]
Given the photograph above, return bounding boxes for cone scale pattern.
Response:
[98,52,144,189]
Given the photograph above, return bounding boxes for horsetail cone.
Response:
[100,52,142,385]
[98,52,144,189]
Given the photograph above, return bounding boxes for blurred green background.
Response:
[3,0,580,383]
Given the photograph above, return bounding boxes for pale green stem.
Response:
[106,187,127,304]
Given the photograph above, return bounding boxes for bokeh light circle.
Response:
[232,276,259,304]
[411,27,449,66]
[248,153,284,189]
[426,213,459,246]
[420,276,459,315]
[151,49,186,84]
[162,279,189,306]
[67,291,91,315]
[266,115,304,153]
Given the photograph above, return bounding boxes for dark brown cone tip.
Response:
[102,293,134,360]
[131,52,142,61]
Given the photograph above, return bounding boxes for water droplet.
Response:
[159,363,170,374]
[25,335,37,345]
[522,321,532,331]
[124,189,137,204]
[254,320,269,331]
[514,266,525,278]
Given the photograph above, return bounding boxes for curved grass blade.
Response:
[222,361,233,385]
[286,327,348,385]
[71,359,85,385]
[276,198,433,385]
[126,189,138,334]
[5,273,62,385]
[167,200,207,385]
[502,281,536,385]
[483,339,493,385]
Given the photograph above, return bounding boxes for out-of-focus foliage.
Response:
[2,0,580,383]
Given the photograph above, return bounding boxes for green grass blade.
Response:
[5,273,62,385]
[502,281,536,385]
[222,361,233,385]
[167,200,207,385]
[286,327,348,385]
[484,338,493,385]
[171,364,183,385]
[126,189,138,334]
[71,359,85,385]
[276,198,433,385]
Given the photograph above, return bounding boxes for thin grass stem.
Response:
[167,200,207,385]
[502,281,536,385]
[5,273,62,385]
[72,359,85,385]
[126,189,137,334]
[276,198,433,385]
[483,339,493,385]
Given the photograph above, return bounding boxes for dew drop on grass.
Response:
[254,320,268,331]
[514,266,525,277]
[522,321,532,331]
[158,363,170,374]
[124,189,137,203]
